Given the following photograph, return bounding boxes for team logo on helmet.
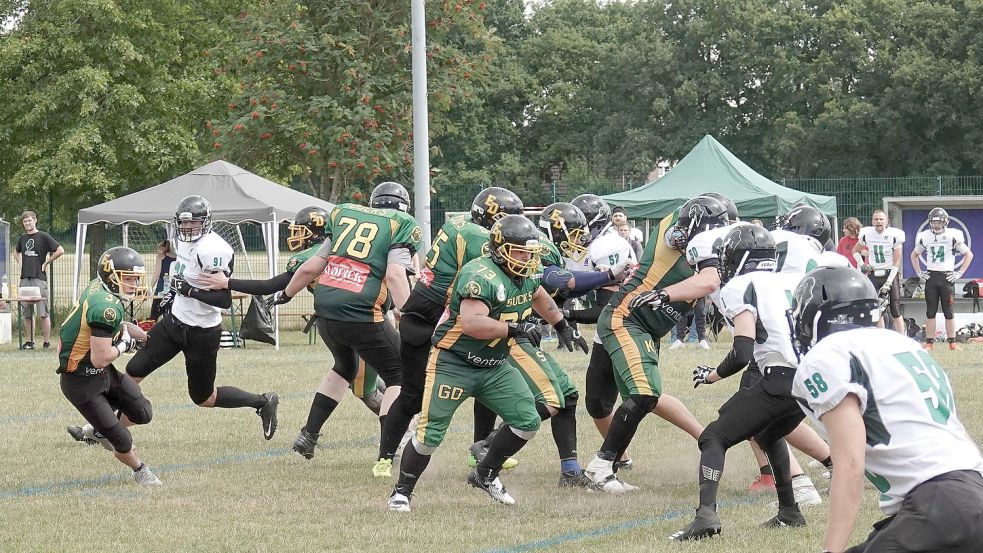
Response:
[484,195,500,217]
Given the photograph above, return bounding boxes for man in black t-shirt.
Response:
[14,210,64,350]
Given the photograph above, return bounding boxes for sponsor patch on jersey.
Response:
[319,256,371,293]
[464,280,482,297]
[497,284,506,302]
[411,226,423,243]
[419,267,434,286]
[287,258,299,271]
[103,307,117,323]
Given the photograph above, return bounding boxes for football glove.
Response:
[507,322,543,348]
[918,270,930,283]
[554,319,589,354]
[265,291,293,310]
[628,289,670,310]
[947,271,963,283]
[607,258,632,283]
[692,365,715,388]
[878,281,892,297]
[859,264,874,274]
[113,327,139,356]
[170,274,195,297]
[158,289,175,315]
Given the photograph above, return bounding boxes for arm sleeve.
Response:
[227,272,293,295]
[567,288,615,323]
[387,247,415,273]
[715,335,755,379]
[187,288,233,309]
[568,269,613,293]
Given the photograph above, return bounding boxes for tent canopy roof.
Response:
[603,135,836,219]
[78,160,334,225]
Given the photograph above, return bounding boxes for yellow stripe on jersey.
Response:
[615,214,681,319]
[611,310,653,395]
[435,319,464,349]
[415,348,442,444]
[352,357,368,398]
[445,232,469,304]
[373,279,389,323]
[67,302,92,373]
[510,344,559,407]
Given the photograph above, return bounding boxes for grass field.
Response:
[1,331,980,552]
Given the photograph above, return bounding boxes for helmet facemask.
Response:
[287,223,314,251]
[176,216,210,242]
[496,241,544,279]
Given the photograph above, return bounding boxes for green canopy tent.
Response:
[603,135,837,223]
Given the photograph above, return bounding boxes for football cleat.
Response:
[467,470,516,505]
[584,455,632,494]
[558,471,593,488]
[292,428,320,460]
[72,424,114,451]
[613,457,633,472]
[257,392,279,440]
[372,458,393,478]
[669,505,722,541]
[669,340,685,350]
[67,425,98,446]
[761,506,807,528]
[748,473,776,492]
[388,490,411,512]
[467,440,519,470]
[133,464,163,486]
[791,474,822,507]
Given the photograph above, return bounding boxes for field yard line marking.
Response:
[0,391,313,425]
[476,495,763,553]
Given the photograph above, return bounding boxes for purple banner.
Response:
[900,208,982,278]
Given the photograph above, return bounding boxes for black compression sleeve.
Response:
[715,335,755,379]
[187,288,233,309]
[567,288,614,324]
[227,272,293,295]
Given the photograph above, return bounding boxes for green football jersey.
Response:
[609,213,695,337]
[314,203,421,322]
[58,279,125,373]
[432,256,541,368]
[416,215,490,306]
[286,244,320,292]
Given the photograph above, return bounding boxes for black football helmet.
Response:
[98,246,148,300]
[790,266,879,355]
[699,192,739,223]
[718,223,777,284]
[779,205,832,249]
[489,215,544,280]
[928,207,949,234]
[538,202,589,261]
[370,181,410,212]
[666,196,729,251]
[471,187,524,230]
[571,194,611,243]
[288,206,330,251]
[175,195,212,242]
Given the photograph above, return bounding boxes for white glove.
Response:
[947,271,963,283]
[607,258,632,282]
[918,271,930,283]
[693,365,715,388]
[113,327,138,356]
[879,282,892,296]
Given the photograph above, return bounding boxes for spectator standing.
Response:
[617,223,643,260]
[149,239,177,320]
[836,217,862,267]
[611,206,644,244]
[852,210,906,334]
[13,210,63,350]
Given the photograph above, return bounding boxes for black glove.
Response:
[113,327,139,356]
[158,290,175,315]
[507,322,543,348]
[628,289,669,310]
[554,319,588,354]
[692,365,715,388]
[265,291,293,310]
[170,274,195,297]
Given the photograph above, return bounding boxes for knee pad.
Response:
[563,391,579,407]
[942,300,955,320]
[585,393,615,419]
[102,424,134,454]
[927,306,939,319]
[697,422,722,452]
[889,302,902,319]
[535,402,552,421]
[411,436,438,456]
[509,424,538,441]
[626,394,658,415]
[399,313,436,347]
[126,398,153,425]
[189,385,214,406]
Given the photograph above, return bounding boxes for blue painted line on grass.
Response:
[477,495,763,553]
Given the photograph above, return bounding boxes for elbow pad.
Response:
[715,335,755,379]
[543,265,575,290]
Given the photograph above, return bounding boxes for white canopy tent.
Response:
[73,160,333,347]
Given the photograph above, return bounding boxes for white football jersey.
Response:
[771,229,822,275]
[171,232,234,328]
[794,328,983,515]
[685,223,737,268]
[719,271,800,368]
[913,228,968,272]
[858,226,905,270]
[563,233,635,271]
[816,250,850,268]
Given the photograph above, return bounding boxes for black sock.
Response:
[473,401,497,443]
[133,462,145,473]
[600,401,647,462]
[304,393,339,434]
[760,464,774,476]
[476,426,529,480]
[698,438,726,507]
[761,438,796,509]
[378,414,406,461]
[381,398,414,452]
[214,386,266,409]
[395,442,432,496]
[821,456,833,469]
[550,408,578,469]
